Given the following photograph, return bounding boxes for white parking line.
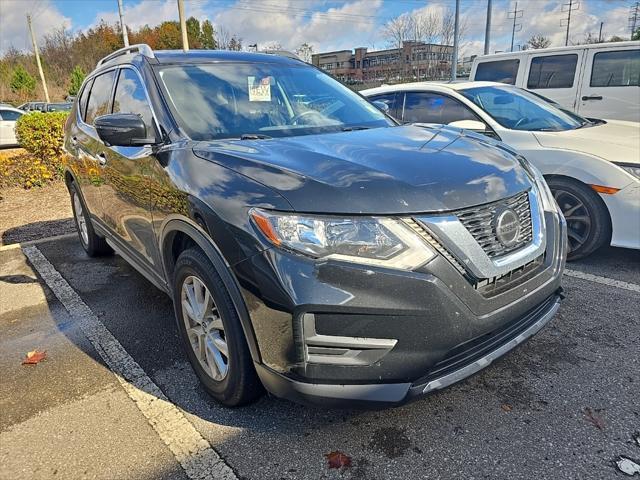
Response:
[564,268,640,293]
[22,245,237,480]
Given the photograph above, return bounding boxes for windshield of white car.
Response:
[459,86,585,132]
[157,63,392,141]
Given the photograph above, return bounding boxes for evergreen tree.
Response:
[68,66,85,96]
[201,20,216,49]
[10,65,36,99]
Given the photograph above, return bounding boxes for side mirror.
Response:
[94,113,155,147]
[448,119,487,132]
[371,100,390,114]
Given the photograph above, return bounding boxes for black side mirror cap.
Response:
[94,113,157,147]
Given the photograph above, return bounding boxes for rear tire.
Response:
[173,247,262,407]
[546,177,611,261]
[69,183,113,257]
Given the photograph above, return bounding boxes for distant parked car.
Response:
[18,101,46,112]
[45,102,72,112]
[469,41,639,122]
[0,106,24,147]
[364,81,640,259]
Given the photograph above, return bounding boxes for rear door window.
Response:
[527,54,578,89]
[590,49,640,87]
[402,92,479,124]
[475,59,520,84]
[85,70,116,125]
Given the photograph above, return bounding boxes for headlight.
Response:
[517,155,558,213]
[251,209,435,270]
[613,162,640,180]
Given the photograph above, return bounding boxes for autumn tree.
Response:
[526,35,551,49]
[156,21,182,49]
[10,65,36,101]
[68,66,85,96]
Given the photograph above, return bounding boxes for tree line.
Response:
[0,17,242,104]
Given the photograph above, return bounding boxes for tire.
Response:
[173,247,262,407]
[546,177,611,261]
[69,183,113,257]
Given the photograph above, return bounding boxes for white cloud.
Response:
[213,0,383,52]
[90,0,210,32]
[0,0,71,54]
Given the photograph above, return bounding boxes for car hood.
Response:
[193,125,533,214]
[533,120,640,165]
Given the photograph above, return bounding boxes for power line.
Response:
[561,0,580,46]
[507,1,523,52]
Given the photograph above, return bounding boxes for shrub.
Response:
[1,112,70,188]
[15,111,68,162]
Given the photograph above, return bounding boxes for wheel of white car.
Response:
[546,177,611,261]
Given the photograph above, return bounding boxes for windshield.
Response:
[157,62,391,140]
[459,85,586,131]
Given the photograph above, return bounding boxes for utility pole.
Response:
[26,14,50,103]
[177,0,189,52]
[117,0,129,47]
[484,0,492,55]
[561,0,579,46]
[598,22,603,43]
[451,0,460,81]
[508,2,523,53]
[630,2,639,39]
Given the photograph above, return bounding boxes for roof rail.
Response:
[262,50,301,61]
[97,44,154,68]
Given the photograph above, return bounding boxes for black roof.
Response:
[152,50,302,65]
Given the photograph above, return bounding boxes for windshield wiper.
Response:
[342,126,371,131]
[239,133,272,140]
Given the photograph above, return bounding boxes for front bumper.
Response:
[602,181,640,250]
[234,210,566,407]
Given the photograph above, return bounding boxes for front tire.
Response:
[69,183,113,257]
[173,247,262,407]
[547,177,611,261]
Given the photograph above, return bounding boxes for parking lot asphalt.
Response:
[1,235,639,480]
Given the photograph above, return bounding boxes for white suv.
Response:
[469,41,640,122]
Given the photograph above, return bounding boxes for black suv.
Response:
[64,44,567,407]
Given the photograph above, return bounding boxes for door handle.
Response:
[581,95,603,101]
[71,136,78,146]
[97,152,107,166]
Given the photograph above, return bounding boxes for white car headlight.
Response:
[251,209,435,270]
[613,162,640,181]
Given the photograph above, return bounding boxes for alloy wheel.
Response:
[553,189,592,253]
[73,192,89,246]
[181,275,229,381]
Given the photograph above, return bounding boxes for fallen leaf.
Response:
[501,404,513,412]
[584,407,605,430]
[22,350,47,365]
[325,451,352,469]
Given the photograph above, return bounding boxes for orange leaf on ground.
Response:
[501,404,513,412]
[325,451,352,469]
[584,407,605,430]
[22,350,47,365]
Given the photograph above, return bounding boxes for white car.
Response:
[363,81,640,260]
[0,106,24,147]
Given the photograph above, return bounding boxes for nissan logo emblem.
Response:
[495,208,521,247]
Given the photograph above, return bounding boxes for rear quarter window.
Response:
[475,59,520,84]
[590,49,640,87]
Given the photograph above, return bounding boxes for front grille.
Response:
[474,254,545,297]
[455,190,533,258]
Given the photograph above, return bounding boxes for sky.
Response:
[0,0,634,58]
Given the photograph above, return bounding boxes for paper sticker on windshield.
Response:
[248,76,271,102]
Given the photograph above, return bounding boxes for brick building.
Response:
[312,41,454,82]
